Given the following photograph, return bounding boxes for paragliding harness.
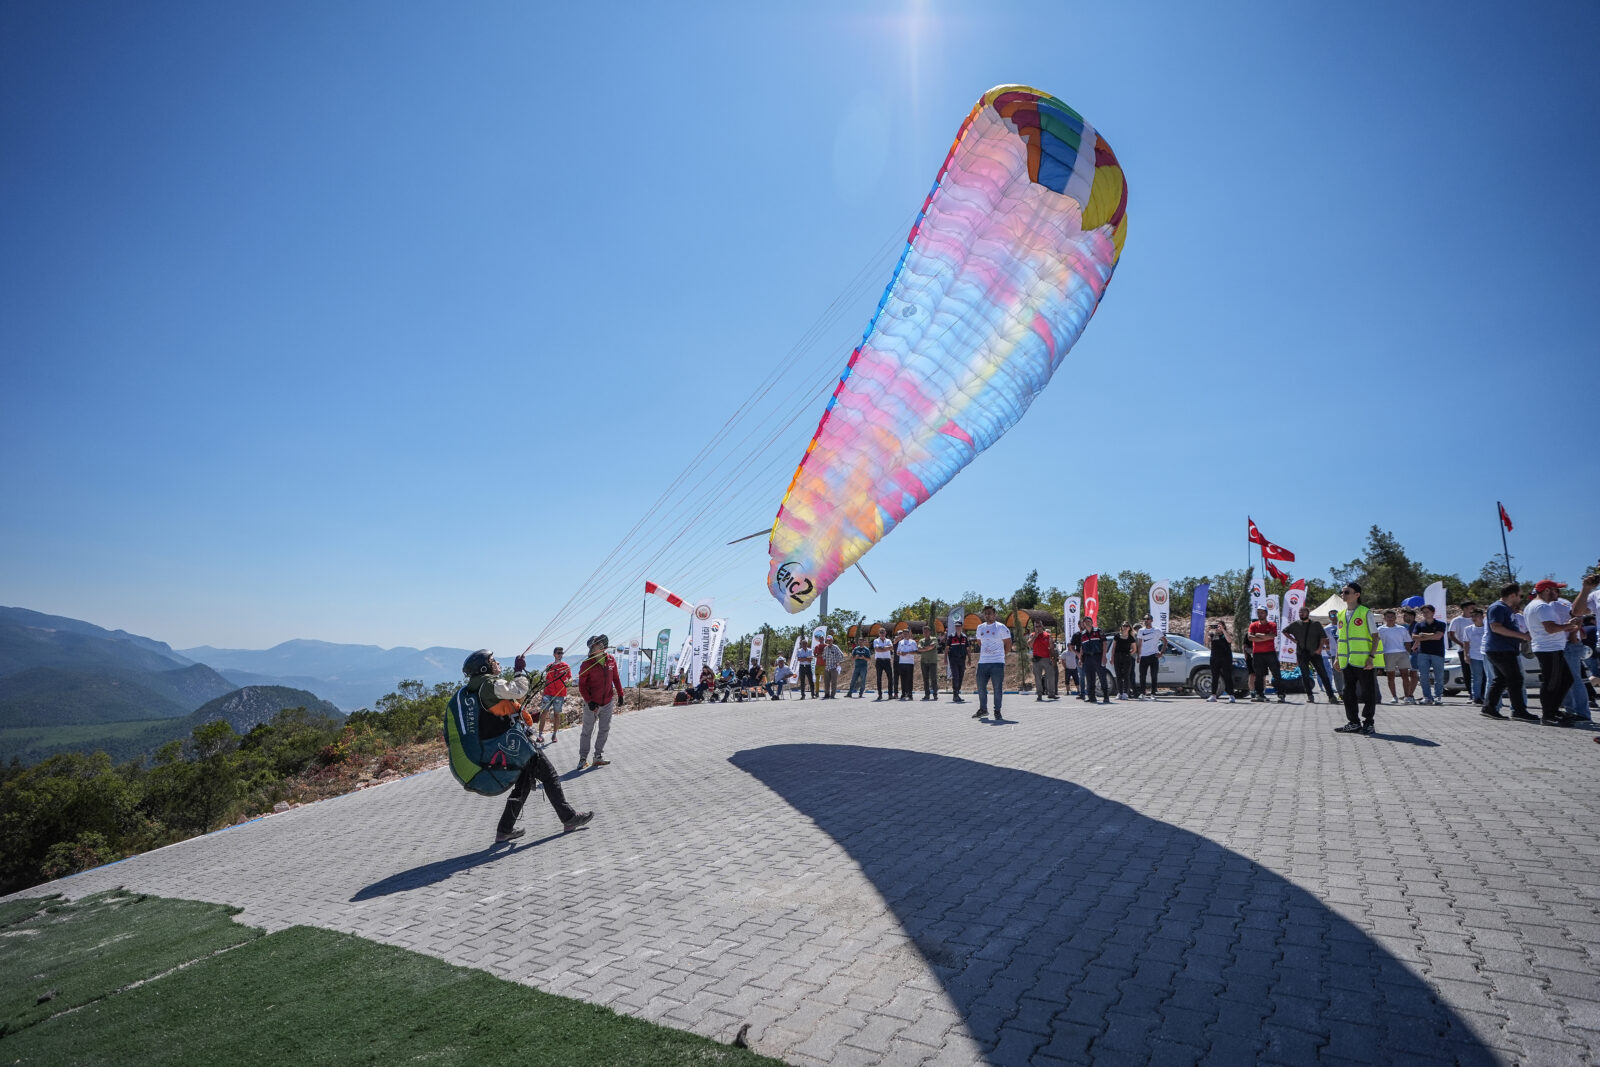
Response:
[445,683,543,797]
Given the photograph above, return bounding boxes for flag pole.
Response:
[1497,501,1513,579]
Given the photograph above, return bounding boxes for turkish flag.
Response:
[1083,574,1099,624]
[1248,517,1296,562]
[1264,559,1292,584]
[1499,503,1514,532]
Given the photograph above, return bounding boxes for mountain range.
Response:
[0,605,508,764]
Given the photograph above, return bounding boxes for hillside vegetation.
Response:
[0,680,454,894]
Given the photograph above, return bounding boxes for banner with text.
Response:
[1190,583,1210,643]
[750,632,765,669]
[1280,581,1307,658]
[1064,597,1081,638]
[1149,580,1171,633]
[653,628,672,683]
[1249,577,1266,613]
[706,619,727,673]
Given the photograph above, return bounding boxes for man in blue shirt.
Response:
[1481,583,1538,723]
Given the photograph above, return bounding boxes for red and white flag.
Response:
[1264,558,1292,584]
[644,581,689,612]
[1084,574,1100,624]
[1498,503,1514,532]
[1248,517,1296,562]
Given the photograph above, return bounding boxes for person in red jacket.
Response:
[576,634,625,770]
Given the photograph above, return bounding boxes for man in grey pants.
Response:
[576,634,624,770]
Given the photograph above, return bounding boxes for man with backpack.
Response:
[461,650,593,843]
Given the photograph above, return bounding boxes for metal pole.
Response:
[818,586,829,628]
[1497,501,1513,579]
[639,596,647,684]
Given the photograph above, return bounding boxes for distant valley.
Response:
[0,605,525,765]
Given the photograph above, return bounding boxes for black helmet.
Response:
[462,649,496,677]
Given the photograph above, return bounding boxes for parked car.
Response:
[1153,633,1248,698]
[1444,650,1542,695]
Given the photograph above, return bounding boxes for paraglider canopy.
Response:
[765,85,1128,613]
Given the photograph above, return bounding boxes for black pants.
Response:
[1459,657,1473,697]
[1535,650,1573,718]
[1083,654,1105,702]
[797,664,815,698]
[921,662,938,697]
[1484,651,1528,716]
[1341,667,1377,725]
[1298,654,1334,698]
[1137,654,1160,697]
[498,749,576,834]
[1253,651,1283,698]
[1209,660,1234,696]
[876,658,894,697]
[896,661,914,699]
[1114,655,1135,697]
[948,653,966,697]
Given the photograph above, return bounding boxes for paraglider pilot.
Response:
[463,650,593,843]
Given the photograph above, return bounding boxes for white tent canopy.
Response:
[1309,593,1343,620]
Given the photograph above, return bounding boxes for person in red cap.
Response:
[1526,580,1584,724]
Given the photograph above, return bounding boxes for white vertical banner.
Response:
[1265,594,1281,657]
[749,632,765,669]
[1148,580,1171,633]
[1423,580,1446,621]
[1064,597,1081,637]
[706,619,727,672]
[947,608,965,636]
[1281,581,1306,658]
[686,599,715,681]
[1249,577,1266,613]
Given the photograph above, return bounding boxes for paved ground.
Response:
[17,690,1600,1065]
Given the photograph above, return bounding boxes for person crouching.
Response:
[462,650,592,843]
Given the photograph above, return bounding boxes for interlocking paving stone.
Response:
[10,693,1600,1064]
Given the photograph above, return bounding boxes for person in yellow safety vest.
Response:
[1333,581,1386,735]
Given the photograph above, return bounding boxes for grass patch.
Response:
[0,893,781,1065]
[0,891,260,1036]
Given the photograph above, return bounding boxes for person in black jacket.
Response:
[1284,607,1336,703]
[1206,623,1237,703]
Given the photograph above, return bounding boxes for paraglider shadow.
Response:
[349,831,567,900]
[729,745,1493,1065]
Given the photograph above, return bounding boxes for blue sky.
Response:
[3,0,1596,654]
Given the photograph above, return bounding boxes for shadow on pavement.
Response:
[1368,732,1441,747]
[350,831,567,900]
[730,744,1494,1065]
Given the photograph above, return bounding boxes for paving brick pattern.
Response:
[16,693,1600,1065]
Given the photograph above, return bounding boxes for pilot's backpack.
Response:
[445,685,533,796]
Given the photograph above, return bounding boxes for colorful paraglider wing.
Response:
[767,85,1127,612]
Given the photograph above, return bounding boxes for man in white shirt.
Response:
[1134,615,1168,700]
[1526,579,1582,723]
[1462,607,1488,705]
[973,605,1013,721]
[1564,571,1599,720]
[1376,610,1416,704]
[895,631,919,702]
[872,626,895,701]
[1323,612,1343,696]
[1448,602,1477,702]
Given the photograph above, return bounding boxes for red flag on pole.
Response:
[1247,517,1296,562]
[1083,574,1100,624]
[1498,504,1513,532]
[1264,559,1292,584]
